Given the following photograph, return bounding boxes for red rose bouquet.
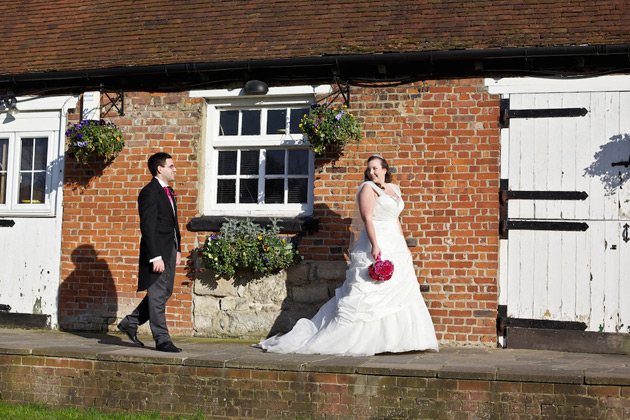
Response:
[368,255,394,281]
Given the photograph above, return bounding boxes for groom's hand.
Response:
[152,259,165,273]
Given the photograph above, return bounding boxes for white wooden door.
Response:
[490,76,630,334]
[0,96,77,328]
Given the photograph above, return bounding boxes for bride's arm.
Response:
[359,186,381,260]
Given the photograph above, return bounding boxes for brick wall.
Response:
[59,92,203,335]
[58,79,500,345]
[1,353,628,419]
[304,79,501,345]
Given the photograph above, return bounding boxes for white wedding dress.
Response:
[258,181,439,356]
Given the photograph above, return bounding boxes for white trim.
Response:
[191,85,331,99]
[485,75,630,94]
[0,95,78,217]
[198,87,319,217]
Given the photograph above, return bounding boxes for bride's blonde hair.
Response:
[363,155,392,189]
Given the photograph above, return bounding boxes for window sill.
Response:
[189,216,319,234]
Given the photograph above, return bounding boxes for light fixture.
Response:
[244,80,268,95]
[0,95,17,111]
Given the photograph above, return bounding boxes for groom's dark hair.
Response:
[148,152,172,176]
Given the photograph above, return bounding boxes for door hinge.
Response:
[500,98,588,128]
[499,179,589,239]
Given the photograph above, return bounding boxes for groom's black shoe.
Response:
[156,341,182,353]
[117,322,144,347]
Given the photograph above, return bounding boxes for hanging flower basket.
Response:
[300,104,361,154]
[66,119,124,164]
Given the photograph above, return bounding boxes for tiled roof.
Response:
[1,0,629,76]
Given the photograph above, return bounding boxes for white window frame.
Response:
[0,95,78,217]
[191,85,331,217]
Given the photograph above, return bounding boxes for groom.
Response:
[118,152,182,352]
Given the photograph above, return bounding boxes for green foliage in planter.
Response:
[300,104,361,154]
[202,218,302,278]
[66,119,124,163]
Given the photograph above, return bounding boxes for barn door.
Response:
[498,87,630,336]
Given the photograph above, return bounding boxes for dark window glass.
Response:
[239,179,258,203]
[242,110,261,135]
[33,138,48,170]
[290,108,309,134]
[267,109,286,134]
[18,173,32,203]
[217,179,236,203]
[288,150,309,175]
[288,179,308,203]
[264,179,284,204]
[218,151,237,175]
[0,139,7,205]
[33,172,46,203]
[219,110,239,136]
[0,174,5,204]
[265,150,285,175]
[240,150,259,175]
[21,138,33,171]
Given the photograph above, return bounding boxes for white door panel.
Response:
[502,87,630,333]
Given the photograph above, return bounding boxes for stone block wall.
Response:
[193,261,347,339]
[59,78,501,346]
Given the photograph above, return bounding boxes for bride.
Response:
[257,155,439,356]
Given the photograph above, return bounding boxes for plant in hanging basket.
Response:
[201,218,302,278]
[299,104,361,154]
[66,119,124,164]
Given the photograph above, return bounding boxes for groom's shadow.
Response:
[58,244,119,334]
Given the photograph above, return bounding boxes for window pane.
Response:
[290,108,309,134]
[0,139,7,205]
[264,179,284,204]
[288,150,309,175]
[217,179,236,203]
[33,172,46,203]
[34,138,48,170]
[240,150,259,175]
[19,173,32,203]
[219,110,239,136]
[0,173,5,205]
[288,179,308,203]
[267,109,286,134]
[266,150,285,175]
[239,179,258,203]
[242,110,261,135]
[21,138,33,171]
[218,151,237,175]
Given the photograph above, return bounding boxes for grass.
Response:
[0,402,206,420]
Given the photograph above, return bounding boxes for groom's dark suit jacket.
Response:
[137,177,181,291]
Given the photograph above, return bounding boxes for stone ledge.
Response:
[189,216,319,234]
[2,329,630,387]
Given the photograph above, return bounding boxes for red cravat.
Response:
[163,186,173,205]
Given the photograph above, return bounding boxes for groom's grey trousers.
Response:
[120,241,177,346]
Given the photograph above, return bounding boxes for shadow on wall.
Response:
[58,244,118,332]
[583,133,630,196]
[64,155,111,190]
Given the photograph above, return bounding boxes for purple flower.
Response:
[335,111,344,120]
[210,235,216,240]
